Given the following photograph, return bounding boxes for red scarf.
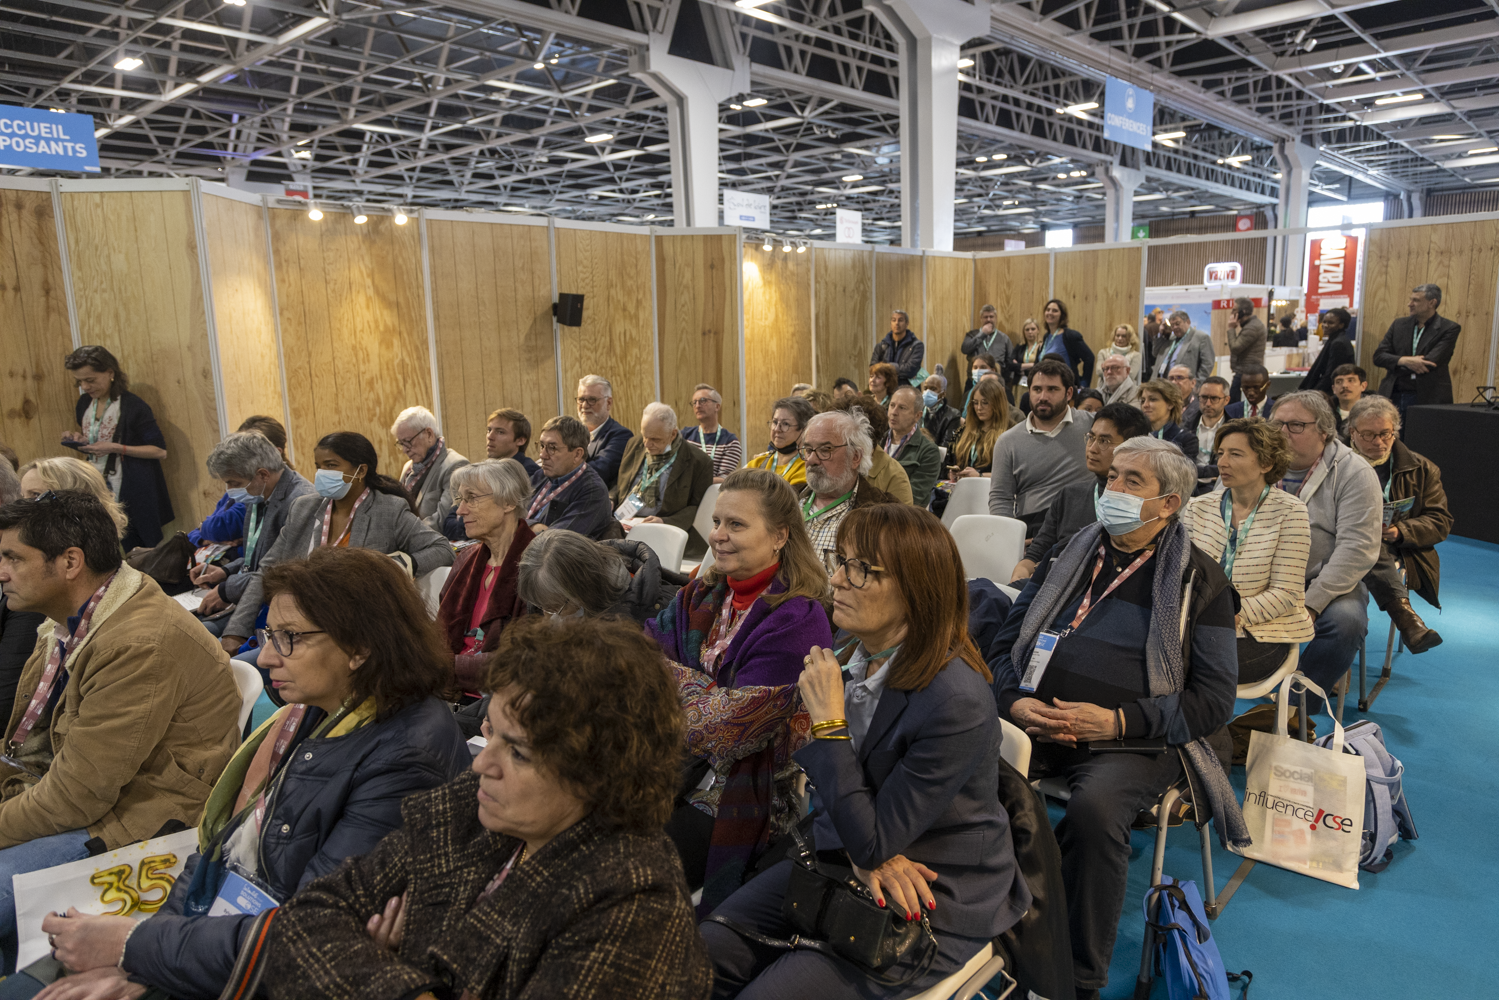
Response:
[438,524,535,654]
[726,563,779,612]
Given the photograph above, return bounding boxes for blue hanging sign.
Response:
[1103,77,1153,152]
[0,105,101,173]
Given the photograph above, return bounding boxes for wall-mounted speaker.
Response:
[554,293,584,327]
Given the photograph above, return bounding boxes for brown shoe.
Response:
[1387,598,1442,654]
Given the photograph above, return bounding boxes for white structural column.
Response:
[631,36,747,228]
[1096,163,1144,243]
[868,0,992,251]
[1273,140,1319,286]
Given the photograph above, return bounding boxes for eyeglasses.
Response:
[692,397,716,406]
[1352,428,1397,444]
[798,442,848,462]
[1271,419,1315,435]
[1083,432,1118,447]
[256,627,326,656]
[27,491,84,527]
[767,420,797,433]
[576,395,605,406]
[823,550,885,588]
[456,492,493,506]
[396,431,428,449]
[1197,394,1226,403]
[538,443,569,455]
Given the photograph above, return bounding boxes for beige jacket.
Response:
[1182,487,1316,644]
[0,563,240,849]
[868,449,913,505]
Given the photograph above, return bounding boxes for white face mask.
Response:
[1095,490,1169,536]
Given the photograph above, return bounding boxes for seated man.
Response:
[1224,364,1274,420]
[989,358,1095,534]
[1098,354,1140,408]
[180,417,290,589]
[527,416,617,541]
[391,405,469,534]
[1168,365,1200,427]
[1330,363,1369,433]
[444,408,537,540]
[612,402,715,553]
[0,465,41,716]
[0,491,240,963]
[577,374,632,491]
[921,373,963,449]
[884,386,943,507]
[1184,376,1231,492]
[1272,391,1382,709]
[831,377,860,404]
[836,395,912,504]
[1345,395,1451,652]
[798,410,899,559]
[990,438,1242,999]
[192,431,316,634]
[1010,402,1150,583]
[682,384,743,483]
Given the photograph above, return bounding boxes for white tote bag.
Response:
[1234,673,1366,889]
[12,829,199,969]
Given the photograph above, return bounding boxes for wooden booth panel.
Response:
[554,227,654,436]
[875,250,923,342]
[0,188,76,467]
[1359,221,1499,403]
[268,208,429,482]
[62,189,220,529]
[427,219,557,462]
[201,193,284,441]
[923,255,974,402]
[1146,236,1268,287]
[656,233,740,439]
[1054,246,1144,366]
[742,244,812,450]
[972,253,1050,406]
[814,246,873,391]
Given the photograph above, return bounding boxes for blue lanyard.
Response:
[1219,486,1270,578]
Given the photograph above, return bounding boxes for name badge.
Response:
[1019,631,1062,693]
[614,495,642,521]
[207,871,278,917]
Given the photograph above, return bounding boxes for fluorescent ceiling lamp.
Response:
[224,0,245,6]
[1181,205,1217,211]
[735,0,773,7]
[1217,155,1252,164]
[584,132,613,142]
[1428,134,1464,139]
[114,56,143,71]
[1058,102,1099,114]
[291,149,313,159]
[843,185,884,194]
[743,97,768,107]
[501,205,531,211]
[276,17,329,44]
[975,156,988,162]
[1133,193,1168,201]
[1154,131,1187,141]
[1468,146,1498,155]
[1373,93,1423,105]
[993,207,1034,215]
[956,57,975,68]
[841,173,863,182]
[982,165,1031,176]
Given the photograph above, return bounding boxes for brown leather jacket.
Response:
[1384,439,1452,607]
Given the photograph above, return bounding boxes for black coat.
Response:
[1300,330,1356,394]
[1373,312,1461,405]
[923,402,963,451]
[0,595,45,723]
[870,331,926,383]
[74,390,173,547]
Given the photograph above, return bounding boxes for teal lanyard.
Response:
[631,450,678,499]
[834,640,903,667]
[87,398,104,444]
[1381,466,1393,502]
[1219,485,1270,578]
[243,504,266,566]
[1411,325,1425,354]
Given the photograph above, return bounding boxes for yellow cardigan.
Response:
[1182,486,1316,643]
[747,449,807,486]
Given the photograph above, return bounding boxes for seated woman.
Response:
[438,459,536,694]
[1181,418,1314,683]
[647,468,832,910]
[260,617,713,1000]
[220,431,454,659]
[747,396,816,487]
[867,362,899,408]
[27,548,469,1000]
[1138,378,1200,463]
[702,504,1029,998]
[16,457,129,539]
[949,378,1010,478]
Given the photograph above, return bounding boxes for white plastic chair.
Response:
[906,941,1013,1000]
[627,522,689,573]
[997,716,1032,776]
[996,583,1021,601]
[937,445,948,468]
[949,514,1027,584]
[682,484,721,573]
[414,565,450,619]
[230,658,263,738]
[940,478,991,528]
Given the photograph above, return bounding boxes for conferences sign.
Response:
[1103,77,1153,152]
[0,104,100,173]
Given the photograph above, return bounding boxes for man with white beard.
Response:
[797,409,900,560]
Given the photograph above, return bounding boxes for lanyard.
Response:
[313,488,370,552]
[969,442,981,467]
[87,398,105,444]
[885,428,915,457]
[1043,332,1063,356]
[1411,325,1425,354]
[803,488,854,522]
[252,705,309,835]
[1280,456,1319,499]
[1069,546,1154,631]
[1161,336,1185,374]
[700,427,723,454]
[702,596,752,675]
[767,450,797,479]
[243,504,266,566]
[1382,468,1394,501]
[1219,486,1270,578]
[8,573,117,754]
[631,449,678,498]
[527,464,587,519]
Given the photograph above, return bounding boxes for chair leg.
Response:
[1333,670,1348,725]
[1359,621,1399,712]
[1198,822,1217,917]
[1136,786,1182,998]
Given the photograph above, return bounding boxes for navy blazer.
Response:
[1224,396,1275,420]
[585,416,633,491]
[795,656,1030,939]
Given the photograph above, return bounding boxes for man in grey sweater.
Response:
[989,358,1094,532]
[1273,391,1383,711]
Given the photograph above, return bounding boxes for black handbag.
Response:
[707,829,938,987]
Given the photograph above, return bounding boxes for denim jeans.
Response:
[1298,584,1369,712]
[0,829,91,973]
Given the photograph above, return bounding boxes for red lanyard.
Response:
[252,705,308,834]
[7,573,117,754]
[313,488,370,552]
[1069,545,1154,631]
[527,465,587,519]
[701,597,750,675]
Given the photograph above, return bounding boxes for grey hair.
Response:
[207,431,286,480]
[1233,296,1254,312]
[1347,394,1402,433]
[1275,390,1338,442]
[578,374,613,397]
[642,401,678,431]
[0,461,20,506]
[516,529,630,617]
[1111,437,1197,519]
[449,458,533,513]
[1169,310,1191,324]
[693,383,722,405]
[892,309,909,321]
[391,405,439,436]
[978,303,996,315]
[807,409,874,477]
[1413,283,1441,305]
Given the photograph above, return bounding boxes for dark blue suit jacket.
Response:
[1224,396,1275,420]
[795,655,1030,938]
[585,416,633,491]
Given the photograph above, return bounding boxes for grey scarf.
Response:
[1012,520,1250,849]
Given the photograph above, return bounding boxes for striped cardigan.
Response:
[1182,486,1316,643]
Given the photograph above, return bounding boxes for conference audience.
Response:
[747,396,815,487]
[1040,298,1095,388]
[964,351,1000,412]
[1167,365,1201,426]
[1155,311,1214,382]
[836,397,912,505]
[613,403,715,547]
[702,504,1030,996]
[1074,388,1104,414]
[28,548,469,1000]
[1225,364,1275,419]
[867,362,899,407]
[647,469,832,907]
[61,346,172,550]
[577,374,632,490]
[1098,353,1140,408]
[921,373,963,449]
[989,359,1094,531]
[1299,307,1355,394]
[798,410,901,559]
[961,303,1018,378]
[1330,364,1370,431]
[991,438,1242,997]
[1184,376,1231,491]
[261,617,712,1000]
[1224,296,1268,401]
[438,459,535,693]
[1100,323,1142,380]
[16,457,129,538]
[801,388,835,413]
[1373,283,1460,419]
[885,386,943,507]
[1272,391,1382,711]
[184,417,290,584]
[0,465,38,727]
[220,432,454,656]
[441,408,538,540]
[1182,418,1315,682]
[0,491,239,969]
[831,377,860,404]
[1345,396,1451,653]
[1138,378,1200,463]
[870,309,925,385]
[951,378,1012,479]
[683,384,744,482]
[193,431,316,633]
[1010,402,1150,583]
[391,405,469,535]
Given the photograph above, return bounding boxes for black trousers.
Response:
[1236,635,1290,685]
[1229,371,1242,404]
[1391,385,1418,437]
[1031,742,1183,991]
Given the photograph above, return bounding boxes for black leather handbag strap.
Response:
[704,914,939,988]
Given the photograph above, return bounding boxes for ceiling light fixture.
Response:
[743,97,768,107]
[114,56,143,71]
[729,103,742,110]
[1374,93,1424,105]
[734,0,773,7]
[307,205,323,221]
[394,209,408,225]
[584,132,613,143]
[1058,102,1098,115]
[1154,131,1187,141]
[533,61,545,70]
[781,241,793,252]
[1468,146,1499,155]
[957,57,975,68]
[975,156,988,162]
[762,236,773,251]
[223,0,245,6]
[841,173,863,182]
[291,149,312,159]
[353,207,368,224]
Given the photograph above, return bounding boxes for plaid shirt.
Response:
[803,495,854,562]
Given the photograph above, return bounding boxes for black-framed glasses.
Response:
[1271,418,1315,435]
[798,442,848,463]
[396,430,429,450]
[256,627,326,656]
[823,550,885,589]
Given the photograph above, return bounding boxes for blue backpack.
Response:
[1315,719,1418,871]
[1143,877,1250,1000]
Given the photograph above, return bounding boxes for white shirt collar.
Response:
[1025,407,1075,438]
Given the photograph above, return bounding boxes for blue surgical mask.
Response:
[225,487,251,505]
[314,469,353,500]
[1094,489,1168,536]
[240,487,266,506]
[922,390,940,410]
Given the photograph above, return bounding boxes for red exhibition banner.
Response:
[1305,234,1358,316]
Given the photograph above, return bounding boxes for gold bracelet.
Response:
[810,718,849,733]
[814,733,852,740]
